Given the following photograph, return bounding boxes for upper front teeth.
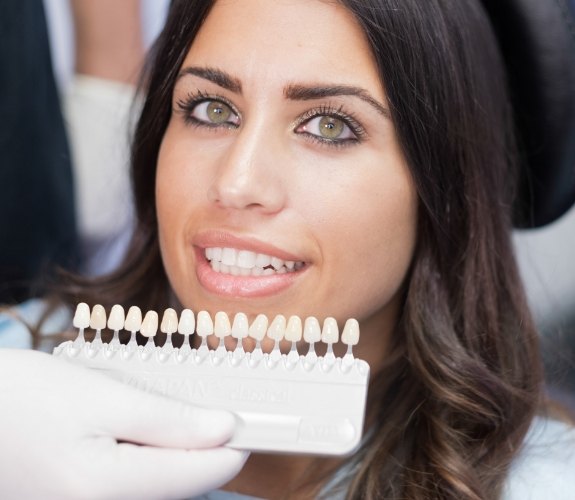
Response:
[205,247,303,273]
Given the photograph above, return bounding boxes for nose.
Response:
[207,122,286,214]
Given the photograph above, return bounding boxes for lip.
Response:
[193,230,309,298]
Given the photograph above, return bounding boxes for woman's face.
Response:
[157,0,417,356]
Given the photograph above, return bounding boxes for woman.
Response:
[2,0,574,498]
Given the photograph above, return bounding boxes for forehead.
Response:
[182,0,384,99]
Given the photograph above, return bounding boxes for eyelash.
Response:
[294,105,366,148]
[175,92,367,147]
[176,90,240,129]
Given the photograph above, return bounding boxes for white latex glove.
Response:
[0,349,248,499]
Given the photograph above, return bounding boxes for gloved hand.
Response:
[0,349,248,499]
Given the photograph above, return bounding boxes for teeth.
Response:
[196,310,214,337]
[71,304,360,359]
[205,247,304,276]
[249,314,269,341]
[237,250,257,269]
[221,248,237,266]
[73,303,91,329]
[285,315,303,342]
[214,311,231,338]
[124,306,142,332]
[232,312,249,339]
[321,317,339,344]
[267,315,286,341]
[107,304,125,331]
[161,308,178,335]
[177,309,195,336]
[341,318,360,345]
[303,317,321,343]
[141,310,159,338]
[90,304,107,330]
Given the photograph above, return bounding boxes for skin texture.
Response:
[155,0,418,495]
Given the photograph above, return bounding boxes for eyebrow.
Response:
[284,84,390,118]
[177,66,390,118]
[178,66,242,93]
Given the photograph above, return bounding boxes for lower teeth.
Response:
[209,261,300,276]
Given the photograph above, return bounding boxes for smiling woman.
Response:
[43,0,575,499]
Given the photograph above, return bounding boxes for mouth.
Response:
[205,247,306,276]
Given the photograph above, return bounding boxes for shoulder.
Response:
[0,299,71,351]
[503,416,575,500]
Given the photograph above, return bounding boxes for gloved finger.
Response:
[97,443,249,499]
[88,377,237,449]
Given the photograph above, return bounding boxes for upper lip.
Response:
[193,230,308,262]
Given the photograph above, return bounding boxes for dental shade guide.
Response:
[53,303,370,456]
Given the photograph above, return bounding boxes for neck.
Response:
[223,453,342,499]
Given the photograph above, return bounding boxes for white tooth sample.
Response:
[285,315,303,342]
[262,268,275,276]
[285,260,295,270]
[211,260,221,273]
[255,253,272,268]
[177,309,195,336]
[232,312,249,339]
[248,314,268,341]
[270,257,284,271]
[89,304,107,330]
[321,317,339,344]
[286,315,303,363]
[220,264,230,274]
[221,247,237,266]
[73,303,90,329]
[178,309,194,353]
[140,310,159,338]
[106,304,125,347]
[214,311,231,338]
[341,318,360,346]
[230,266,240,276]
[125,306,142,332]
[303,317,321,343]
[251,267,263,276]
[196,310,214,337]
[237,250,257,269]
[160,308,178,335]
[267,314,286,341]
[107,304,125,331]
[205,247,214,260]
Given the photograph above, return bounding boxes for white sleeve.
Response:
[503,417,575,499]
[0,299,70,351]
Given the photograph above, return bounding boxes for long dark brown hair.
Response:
[60,0,543,498]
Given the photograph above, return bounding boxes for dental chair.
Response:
[483,0,575,408]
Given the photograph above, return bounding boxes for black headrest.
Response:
[481,0,575,227]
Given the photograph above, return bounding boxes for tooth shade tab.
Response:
[285,316,303,342]
[267,315,286,341]
[303,317,321,343]
[125,306,142,332]
[160,308,178,335]
[248,314,268,341]
[177,309,195,336]
[214,312,231,338]
[196,310,214,337]
[232,313,249,339]
[321,317,339,344]
[73,303,90,329]
[140,310,159,338]
[89,304,107,330]
[342,318,360,346]
[107,305,125,331]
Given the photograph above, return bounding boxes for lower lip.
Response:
[194,248,305,298]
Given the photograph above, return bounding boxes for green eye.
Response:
[318,116,345,139]
[206,101,232,123]
[183,99,240,127]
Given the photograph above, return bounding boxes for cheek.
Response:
[304,157,418,321]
